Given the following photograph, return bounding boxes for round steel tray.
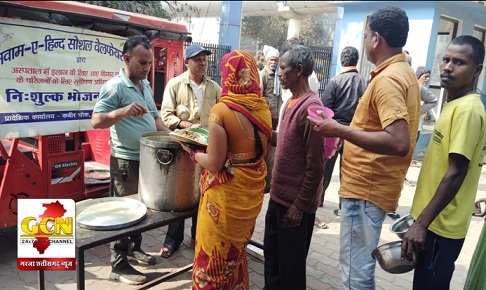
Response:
[76,197,147,230]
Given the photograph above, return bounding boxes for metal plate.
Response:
[168,132,207,147]
[76,197,147,230]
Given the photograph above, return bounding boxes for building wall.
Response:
[331,1,486,92]
[433,1,486,100]
[332,2,437,76]
[178,17,220,44]
[331,1,486,160]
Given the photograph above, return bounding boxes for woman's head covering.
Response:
[416,66,431,79]
[219,50,272,139]
[221,50,262,97]
[263,45,279,61]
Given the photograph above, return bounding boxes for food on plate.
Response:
[173,128,208,145]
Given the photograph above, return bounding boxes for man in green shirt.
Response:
[402,35,485,290]
[92,34,171,285]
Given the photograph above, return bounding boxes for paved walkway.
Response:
[1,159,485,289]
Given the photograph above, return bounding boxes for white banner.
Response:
[0,17,125,138]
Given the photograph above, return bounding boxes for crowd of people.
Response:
[91,5,485,290]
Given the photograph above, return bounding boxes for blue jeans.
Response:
[340,198,386,290]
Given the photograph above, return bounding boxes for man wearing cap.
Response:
[161,44,221,130]
[160,44,221,258]
[260,45,282,129]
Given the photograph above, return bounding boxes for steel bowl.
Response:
[390,214,414,239]
[372,240,417,274]
[176,104,190,121]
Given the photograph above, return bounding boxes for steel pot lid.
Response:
[76,197,147,230]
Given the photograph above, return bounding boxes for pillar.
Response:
[287,19,302,39]
[219,1,242,51]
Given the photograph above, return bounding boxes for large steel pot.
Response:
[138,132,201,212]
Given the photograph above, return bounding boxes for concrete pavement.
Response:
[1,159,485,289]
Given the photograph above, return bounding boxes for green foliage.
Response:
[242,13,335,52]
[80,1,166,18]
[79,1,200,20]
[300,14,335,47]
[242,15,288,51]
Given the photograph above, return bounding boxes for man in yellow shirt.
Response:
[402,35,485,290]
[308,7,420,289]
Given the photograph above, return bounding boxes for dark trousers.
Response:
[163,215,197,249]
[320,146,343,209]
[109,156,143,270]
[263,199,315,290]
[413,230,464,290]
[271,118,279,130]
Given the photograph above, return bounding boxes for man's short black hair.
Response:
[369,6,409,48]
[123,35,151,55]
[340,46,360,67]
[284,44,314,77]
[450,35,485,65]
[280,36,304,56]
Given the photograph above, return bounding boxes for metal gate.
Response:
[183,42,231,85]
[183,42,332,99]
[309,45,333,99]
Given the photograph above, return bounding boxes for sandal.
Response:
[159,244,179,258]
[387,212,401,220]
[404,178,416,187]
[314,218,329,229]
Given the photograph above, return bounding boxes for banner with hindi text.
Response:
[0,17,125,138]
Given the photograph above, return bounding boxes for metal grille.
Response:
[183,42,231,85]
[183,43,333,100]
[47,134,65,154]
[309,46,333,99]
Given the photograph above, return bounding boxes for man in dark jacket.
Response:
[260,45,282,129]
[317,46,366,221]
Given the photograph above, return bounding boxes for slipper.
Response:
[404,178,416,187]
[314,219,329,229]
[159,244,179,258]
[387,212,401,220]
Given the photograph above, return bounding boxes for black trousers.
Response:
[320,146,343,208]
[163,215,197,249]
[413,230,464,290]
[263,199,315,290]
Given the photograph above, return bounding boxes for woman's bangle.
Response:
[189,150,201,163]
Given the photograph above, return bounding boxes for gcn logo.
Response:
[17,199,76,271]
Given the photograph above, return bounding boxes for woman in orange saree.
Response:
[180,50,272,290]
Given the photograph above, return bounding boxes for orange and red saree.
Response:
[192,50,272,290]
